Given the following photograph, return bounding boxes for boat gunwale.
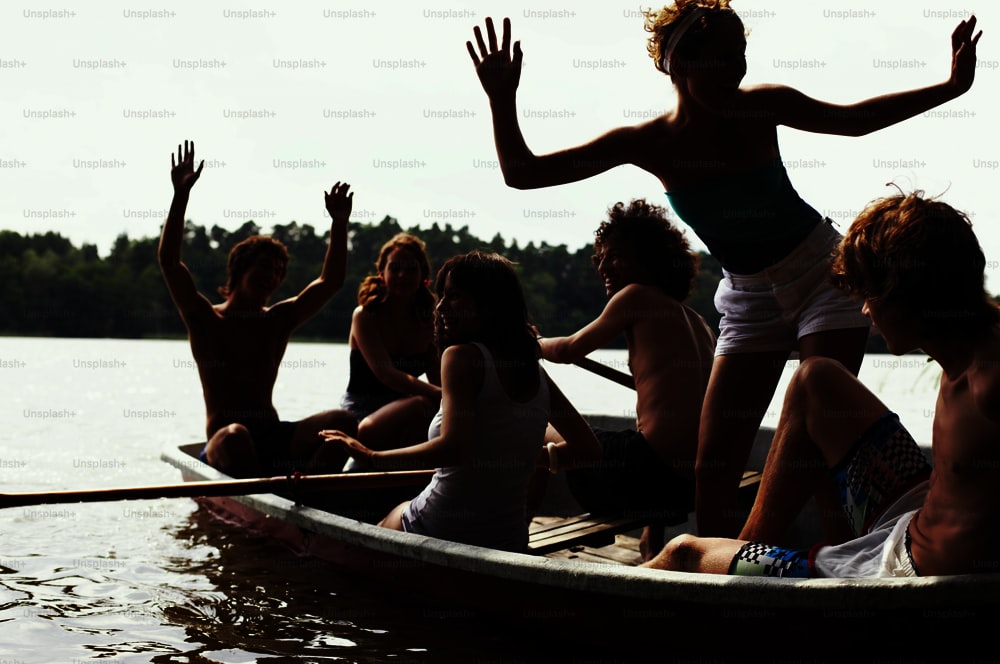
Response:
[160,441,1000,611]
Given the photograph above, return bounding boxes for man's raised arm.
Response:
[280,181,352,328]
[158,140,210,323]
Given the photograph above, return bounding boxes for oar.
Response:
[572,356,635,390]
[0,469,436,509]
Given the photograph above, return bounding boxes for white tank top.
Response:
[402,342,550,551]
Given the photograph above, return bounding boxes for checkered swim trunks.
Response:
[729,542,811,578]
[832,412,932,537]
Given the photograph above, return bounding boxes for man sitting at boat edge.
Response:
[536,198,717,561]
[158,140,357,478]
[642,190,1000,577]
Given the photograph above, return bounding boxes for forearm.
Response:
[319,218,348,290]
[370,437,459,470]
[488,96,541,189]
[538,336,585,364]
[843,82,962,136]
[158,191,189,265]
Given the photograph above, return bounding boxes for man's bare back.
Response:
[189,307,291,437]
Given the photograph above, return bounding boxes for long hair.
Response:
[357,232,435,319]
[434,251,540,384]
[218,235,289,298]
[832,190,1000,340]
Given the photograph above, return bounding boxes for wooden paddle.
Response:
[0,469,436,509]
[572,356,635,390]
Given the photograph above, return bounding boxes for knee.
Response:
[356,415,375,440]
[205,424,253,470]
[213,423,252,451]
[790,356,849,396]
[648,533,704,572]
[399,394,438,419]
[322,409,358,437]
[788,356,864,413]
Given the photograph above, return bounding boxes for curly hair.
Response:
[357,232,435,318]
[433,250,540,381]
[644,0,743,75]
[218,235,289,298]
[831,190,999,340]
[593,199,698,301]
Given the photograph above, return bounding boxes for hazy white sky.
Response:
[2,0,998,289]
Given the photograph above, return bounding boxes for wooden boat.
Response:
[160,414,1000,658]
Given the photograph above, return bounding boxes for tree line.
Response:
[0,216,915,352]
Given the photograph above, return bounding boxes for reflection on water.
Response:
[0,337,944,661]
[163,508,595,662]
[0,501,583,662]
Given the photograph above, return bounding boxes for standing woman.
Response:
[341,233,441,452]
[465,3,981,536]
[322,251,601,552]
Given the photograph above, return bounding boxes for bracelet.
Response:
[546,442,558,475]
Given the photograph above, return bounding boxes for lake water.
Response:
[0,337,941,662]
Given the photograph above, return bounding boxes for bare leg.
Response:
[356,396,438,451]
[378,500,410,530]
[203,423,261,478]
[740,357,888,543]
[646,354,884,575]
[641,533,747,573]
[782,327,870,543]
[695,351,788,537]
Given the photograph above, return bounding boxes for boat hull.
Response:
[162,437,1000,658]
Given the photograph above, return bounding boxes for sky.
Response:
[2,0,999,291]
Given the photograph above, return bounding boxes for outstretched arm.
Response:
[274,181,351,329]
[538,285,636,364]
[467,17,642,189]
[761,16,982,136]
[158,140,212,324]
[321,344,481,470]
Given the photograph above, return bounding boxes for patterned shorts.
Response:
[730,411,931,578]
[832,412,932,537]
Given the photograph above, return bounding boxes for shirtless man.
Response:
[538,199,716,558]
[643,191,1000,577]
[158,140,357,478]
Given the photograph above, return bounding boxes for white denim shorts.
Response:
[713,219,870,355]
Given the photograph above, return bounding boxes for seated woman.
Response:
[340,233,441,452]
[321,250,602,552]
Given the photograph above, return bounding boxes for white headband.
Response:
[660,7,709,74]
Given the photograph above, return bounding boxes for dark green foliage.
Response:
[0,220,913,353]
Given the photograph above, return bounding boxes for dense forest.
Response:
[0,216,900,352]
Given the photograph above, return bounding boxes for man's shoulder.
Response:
[612,282,677,306]
[614,284,702,325]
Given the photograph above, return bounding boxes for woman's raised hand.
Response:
[467,17,523,100]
